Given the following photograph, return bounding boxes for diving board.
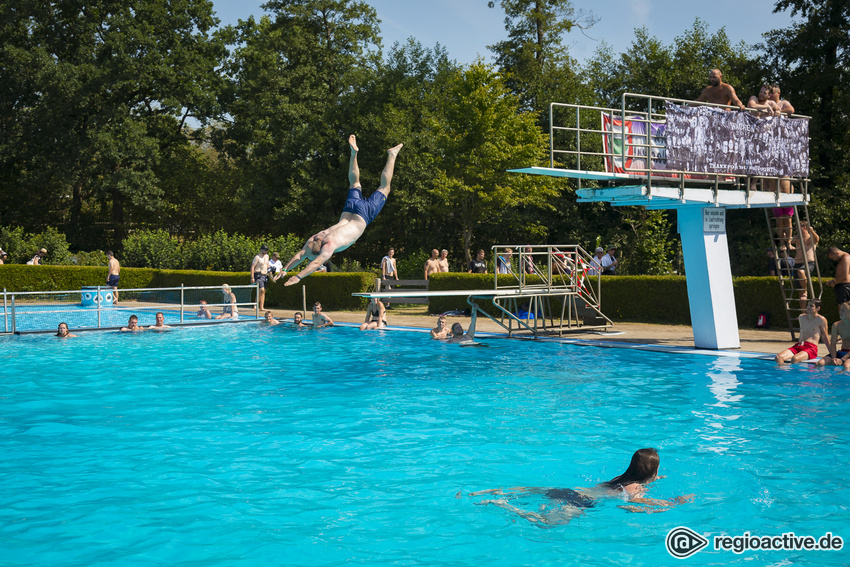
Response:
[577,186,809,210]
[353,288,551,300]
[508,167,639,181]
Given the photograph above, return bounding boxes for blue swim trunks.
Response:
[107,274,120,287]
[342,187,387,226]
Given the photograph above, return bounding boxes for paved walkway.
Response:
[267,305,802,359]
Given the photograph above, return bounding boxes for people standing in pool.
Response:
[445,311,477,344]
[121,315,144,333]
[775,299,830,364]
[817,301,850,370]
[471,448,692,526]
[311,302,334,328]
[359,297,387,331]
[56,322,77,338]
[293,312,307,327]
[106,251,120,303]
[216,284,239,320]
[263,311,280,326]
[281,135,403,286]
[430,315,449,339]
[148,312,172,331]
[196,300,213,319]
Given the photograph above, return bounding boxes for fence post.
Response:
[302,285,307,316]
[3,288,7,334]
[255,283,259,319]
[180,284,185,324]
[10,294,15,334]
[96,286,102,328]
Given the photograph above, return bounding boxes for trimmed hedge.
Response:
[0,265,375,312]
[427,273,839,328]
[0,265,838,327]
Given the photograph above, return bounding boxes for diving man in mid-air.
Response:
[283,135,403,286]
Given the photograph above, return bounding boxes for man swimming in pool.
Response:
[283,136,403,286]
[775,299,830,364]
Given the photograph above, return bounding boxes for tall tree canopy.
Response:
[0,0,227,248]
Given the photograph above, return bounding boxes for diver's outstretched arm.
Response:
[284,243,334,286]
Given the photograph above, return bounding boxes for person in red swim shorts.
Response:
[775,299,831,364]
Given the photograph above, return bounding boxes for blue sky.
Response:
[211,0,796,64]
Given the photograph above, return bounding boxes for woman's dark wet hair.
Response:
[601,448,660,489]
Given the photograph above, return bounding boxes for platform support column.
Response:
[678,207,740,349]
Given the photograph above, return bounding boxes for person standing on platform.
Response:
[106,251,120,303]
[696,68,746,110]
[468,249,487,274]
[747,85,779,116]
[497,248,513,274]
[770,84,795,115]
[826,246,850,306]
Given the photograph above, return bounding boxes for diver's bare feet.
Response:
[388,143,403,157]
[349,135,358,153]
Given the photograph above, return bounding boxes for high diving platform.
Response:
[356,245,612,337]
[509,93,814,350]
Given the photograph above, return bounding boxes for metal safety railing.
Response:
[548,93,812,200]
[477,245,611,336]
[1,284,260,334]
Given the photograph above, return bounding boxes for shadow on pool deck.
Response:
[267,305,800,358]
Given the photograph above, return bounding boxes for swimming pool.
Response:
[1,324,848,565]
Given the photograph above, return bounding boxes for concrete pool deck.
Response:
[267,305,805,360]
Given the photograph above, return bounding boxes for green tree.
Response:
[428,62,556,263]
[0,0,227,249]
[217,0,382,238]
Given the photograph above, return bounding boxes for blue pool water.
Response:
[1,324,848,566]
[1,304,258,333]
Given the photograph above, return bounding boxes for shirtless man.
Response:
[424,249,441,280]
[148,312,172,331]
[430,315,449,339]
[311,302,334,328]
[747,84,779,116]
[817,302,850,370]
[826,246,850,305]
[293,312,307,327]
[770,84,795,115]
[251,244,270,311]
[775,299,830,364]
[793,223,819,311]
[696,69,746,110]
[445,311,477,344]
[438,249,450,273]
[263,311,280,326]
[121,315,144,333]
[283,136,403,286]
[106,251,120,303]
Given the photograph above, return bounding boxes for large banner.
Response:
[601,113,670,175]
[664,102,809,177]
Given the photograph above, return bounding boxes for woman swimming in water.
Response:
[471,448,692,526]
